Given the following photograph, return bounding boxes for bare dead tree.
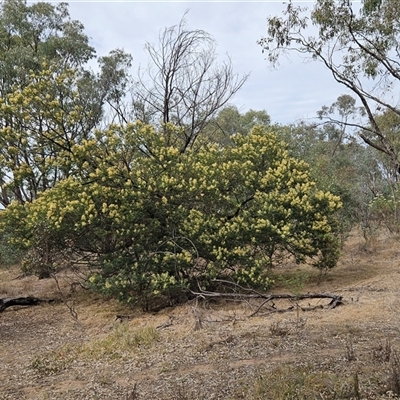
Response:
[133,13,248,152]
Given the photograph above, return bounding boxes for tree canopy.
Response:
[259,0,400,176]
[0,0,95,93]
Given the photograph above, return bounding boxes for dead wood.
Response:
[248,293,343,317]
[0,296,55,312]
[115,314,136,322]
[190,288,343,317]
[192,307,203,331]
[156,316,174,330]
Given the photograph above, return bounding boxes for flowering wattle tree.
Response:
[1,122,342,309]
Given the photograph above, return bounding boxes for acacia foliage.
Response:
[0,65,103,206]
[275,117,384,241]
[1,121,342,308]
[0,0,132,207]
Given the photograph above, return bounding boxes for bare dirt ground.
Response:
[1,231,400,399]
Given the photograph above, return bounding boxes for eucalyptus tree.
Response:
[0,0,95,94]
[259,0,400,176]
[197,105,271,147]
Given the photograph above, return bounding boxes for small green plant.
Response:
[252,364,358,399]
[84,324,159,360]
[30,345,77,376]
[360,222,380,253]
[369,190,400,235]
[131,325,159,347]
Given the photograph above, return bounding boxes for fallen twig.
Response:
[115,314,136,322]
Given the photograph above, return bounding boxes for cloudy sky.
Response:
[64,1,349,125]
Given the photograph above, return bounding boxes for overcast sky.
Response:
[64,1,350,125]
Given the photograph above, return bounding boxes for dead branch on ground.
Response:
[0,296,55,312]
[190,284,343,317]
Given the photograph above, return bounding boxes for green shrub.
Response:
[0,123,342,308]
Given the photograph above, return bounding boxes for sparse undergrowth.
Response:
[1,231,400,399]
[29,324,160,377]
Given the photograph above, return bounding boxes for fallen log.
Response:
[190,287,343,317]
[247,293,343,316]
[0,296,54,312]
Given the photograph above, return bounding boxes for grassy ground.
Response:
[1,230,400,399]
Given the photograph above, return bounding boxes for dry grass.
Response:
[1,230,400,399]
